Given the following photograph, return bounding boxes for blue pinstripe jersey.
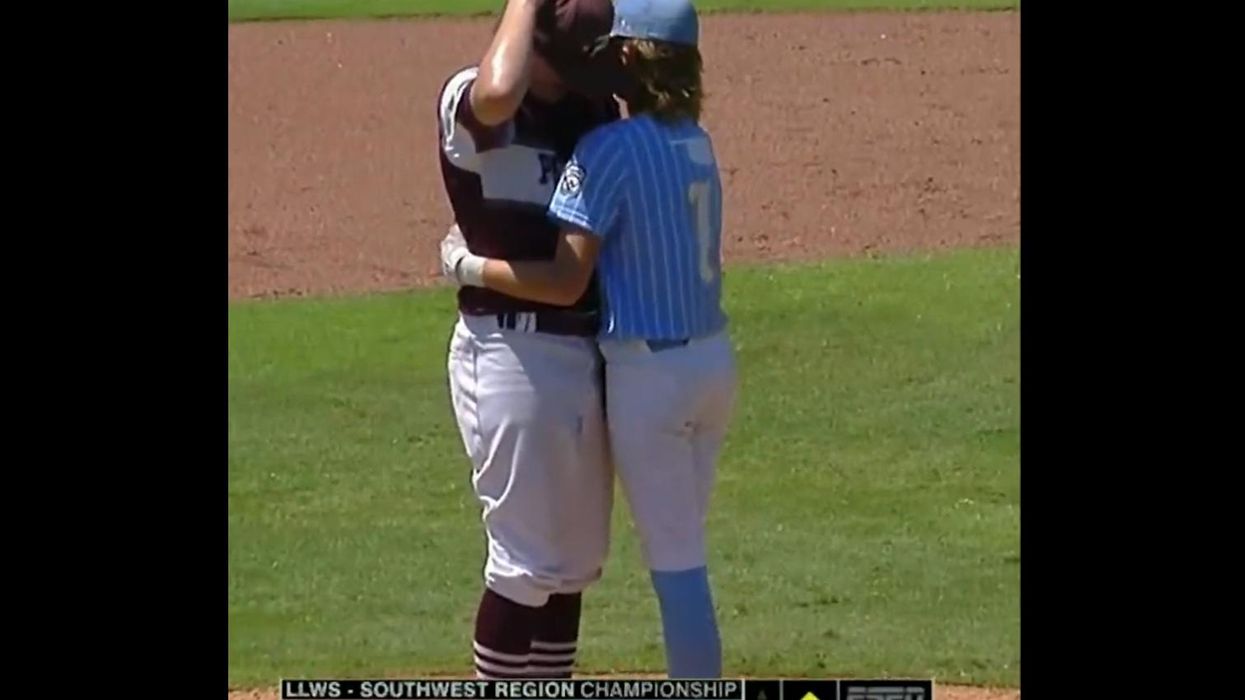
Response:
[547,114,727,341]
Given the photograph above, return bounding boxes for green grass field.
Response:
[229,0,1018,22]
[229,247,1019,688]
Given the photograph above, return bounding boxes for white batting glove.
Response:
[440,224,486,287]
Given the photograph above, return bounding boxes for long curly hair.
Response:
[617,38,704,123]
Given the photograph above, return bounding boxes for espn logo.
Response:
[842,683,930,700]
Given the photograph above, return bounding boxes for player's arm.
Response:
[488,229,601,306]
[441,224,600,307]
[470,0,542,126]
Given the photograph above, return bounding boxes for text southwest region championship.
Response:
[280,679,934,700]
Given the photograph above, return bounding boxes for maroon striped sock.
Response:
[529,593,581,679]
[473,589,539,679]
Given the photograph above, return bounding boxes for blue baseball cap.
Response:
[610,0,700,47]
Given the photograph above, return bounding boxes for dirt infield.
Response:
[227,11,1018,300]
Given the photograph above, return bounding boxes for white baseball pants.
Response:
[597,330,738,572]
[447,313,614,607]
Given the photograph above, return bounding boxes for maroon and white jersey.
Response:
[437,66,620,315]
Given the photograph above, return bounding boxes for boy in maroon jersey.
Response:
[437,0,620,680]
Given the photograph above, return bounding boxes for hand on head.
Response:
[532,0,628,100]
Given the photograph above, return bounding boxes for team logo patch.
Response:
[561,164,585,195]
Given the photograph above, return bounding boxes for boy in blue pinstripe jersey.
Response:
[442,0,735,678]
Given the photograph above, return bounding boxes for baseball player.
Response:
[436,0,621,680]
[442,0,735,678]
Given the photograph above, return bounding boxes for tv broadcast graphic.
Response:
[228,0,1020,698]
[277,680,933,700]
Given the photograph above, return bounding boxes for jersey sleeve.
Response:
[438,68,514,172]
[547,128,627,238]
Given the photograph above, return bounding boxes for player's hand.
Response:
[440,224,486,287]
[440,224,468,280]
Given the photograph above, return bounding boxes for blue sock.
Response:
[650,567,722,678]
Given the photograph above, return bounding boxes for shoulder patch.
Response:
[560,163,585,195]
